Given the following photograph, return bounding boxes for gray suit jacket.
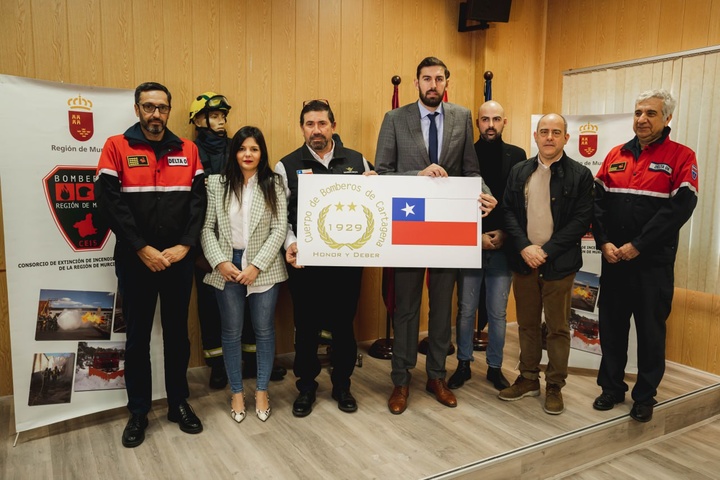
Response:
[201,175,288,290]
[375,101,490,194]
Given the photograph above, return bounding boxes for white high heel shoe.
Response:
[255,392,271,422]
[230,393,246,423]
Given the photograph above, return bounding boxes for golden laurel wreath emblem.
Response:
[317,204,375,250]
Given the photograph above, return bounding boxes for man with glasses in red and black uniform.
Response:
[96,82,206,448]
[275,99,375,417]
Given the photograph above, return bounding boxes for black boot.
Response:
[448,360,471,389]
[270,364,287,381]
[209,360,227,389]
[487,366,510,391]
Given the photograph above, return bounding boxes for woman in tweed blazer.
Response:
[201,126,287,423]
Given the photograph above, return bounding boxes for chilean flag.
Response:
[392,197,477,246]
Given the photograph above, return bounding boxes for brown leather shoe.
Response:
[388,385,409,415]
[426,378,457,407]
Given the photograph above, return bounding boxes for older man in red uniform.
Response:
[592,89,699,422]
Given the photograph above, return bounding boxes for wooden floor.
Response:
[556,415,720,480]
[2,325,719,480]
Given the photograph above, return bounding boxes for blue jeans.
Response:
[215,249,279,393]
[455,249,512,368]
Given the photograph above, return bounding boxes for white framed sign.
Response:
[296,175,484,268]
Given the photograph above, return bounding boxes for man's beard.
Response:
[140,117,165,136]
[309,135,329,152]
[481,129,501,142]
[419,89,443,108]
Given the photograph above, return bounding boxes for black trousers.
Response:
[118,254,194,415]
[194,267,224,368]
[288,265,363,393]
[597,259,674,404]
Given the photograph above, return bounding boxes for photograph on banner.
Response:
[112,289,125,333]
[569,270,601,355]
[74,341,126,392]
[28,353,76,406]
[35,289,115,341]
[0,75,168,433]
[530,112,637,370]
[296,175,484,268]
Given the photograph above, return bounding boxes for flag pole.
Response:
[368,75,402,360]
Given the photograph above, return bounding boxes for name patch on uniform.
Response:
[649,162,673,175]
[608,162,626,173]
[167,156,188,166]
[297,169,313,175]
[343,166,359,174]
[127,155,149,167]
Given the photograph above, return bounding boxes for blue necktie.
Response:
[428,112,439,164]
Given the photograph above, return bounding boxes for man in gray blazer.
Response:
[375,57,496,414]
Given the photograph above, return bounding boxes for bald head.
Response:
[533,113,570,165]
[476,101,507,142]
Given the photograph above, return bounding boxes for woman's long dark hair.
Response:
[222,126,280,216]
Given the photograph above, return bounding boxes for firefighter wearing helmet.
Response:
[191,92,232,390]
[190,92,232,175]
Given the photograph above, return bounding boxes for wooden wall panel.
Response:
[99,0,133,88]
[66,0,103,86]
[711,0,720,44]
[0,0,482,395]
[217,0,247,137]
[295,0,319,103]
[666,289,720,376]
[132,0,163,89]
[0,0,35,78]
[0,272,10,396]
[244,0,272,141]
[162,0,193,136]
[318,0,342,123]
[191,0,221,98]
[480,0,546,153]
[542,0,720,114]
[2,0,720,396]
[270,0,296,165]
[30,0,69,82]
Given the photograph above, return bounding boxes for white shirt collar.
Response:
[418,100,444,119]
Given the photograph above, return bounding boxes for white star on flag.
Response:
[401,202,415,217]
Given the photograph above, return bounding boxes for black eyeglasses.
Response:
[302,99,330,108]
[138,103,171,114]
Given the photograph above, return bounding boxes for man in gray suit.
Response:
[375,57,497,414]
